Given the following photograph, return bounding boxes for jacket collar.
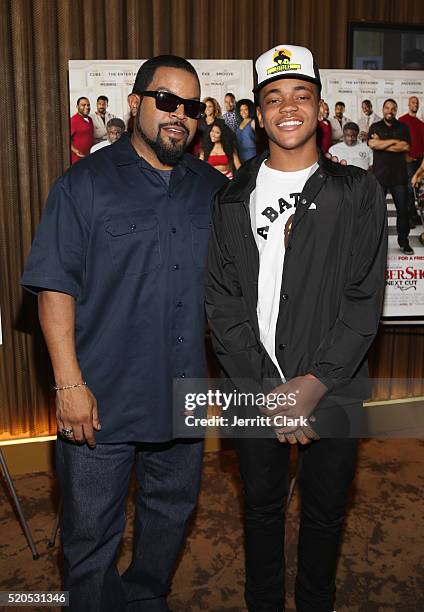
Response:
[220,147,348,203]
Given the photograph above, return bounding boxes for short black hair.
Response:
[107,117,125,130]
[225,92,235,100]
[335,101,345,108]
[343,122,359,134]
[132,55,200,94]
[76,97,89,105]
[362,99,372,106]
[97,95,109,103]
[383,98,397,108]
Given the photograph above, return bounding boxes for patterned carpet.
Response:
[0,439,423,612]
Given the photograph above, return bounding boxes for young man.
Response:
[206,45,387,612]
[399,96,424,225]
[223,92,239,132]
[90,95,116,144]
[358,99,381,142]
[70,96,93,164]
[329,100,351,143]
[21,55,227,611]
[369,99,413,254]
[329,122,373,170]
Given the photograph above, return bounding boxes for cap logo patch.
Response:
[267,47,301,75]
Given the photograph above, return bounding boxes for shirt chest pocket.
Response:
[190,214,211,269]
[104,212,161,276]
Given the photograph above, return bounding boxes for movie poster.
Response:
[320,69,424,320]
[68,63,424,321]
[69,59,254,124]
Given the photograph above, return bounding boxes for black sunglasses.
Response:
[140,90,206,120]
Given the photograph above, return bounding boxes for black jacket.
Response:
[205,151,388,404]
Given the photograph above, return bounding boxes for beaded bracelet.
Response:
[53,381,87,391]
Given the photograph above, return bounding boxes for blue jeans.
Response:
[55,438,204,611]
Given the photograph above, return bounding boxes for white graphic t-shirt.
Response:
[328,141,373,170]
[250,160,318,378]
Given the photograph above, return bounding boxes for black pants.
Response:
[381,183,409,246]
[234,436,358,612]
[406,158,422,220]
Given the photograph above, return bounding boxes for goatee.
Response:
[136,121,189,166]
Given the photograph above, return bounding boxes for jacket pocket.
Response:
[104,212,161,276]
[190,213,211,269]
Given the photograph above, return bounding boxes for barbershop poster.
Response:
[69,59,254,122]
[69,63,424,321]
[320,70,424,320]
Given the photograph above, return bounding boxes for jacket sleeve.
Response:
[205,197,266,395]
[307,172,388,391]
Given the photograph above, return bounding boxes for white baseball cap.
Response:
[253,44,321,94]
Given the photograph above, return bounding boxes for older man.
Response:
[21,55,226,612]
[90,117,126,153]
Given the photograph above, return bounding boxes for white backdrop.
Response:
[68,62,424,321]
[69,59,254,121]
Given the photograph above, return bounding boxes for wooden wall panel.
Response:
[1,0,423,440]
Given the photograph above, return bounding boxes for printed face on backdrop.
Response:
[383,100,397,123]
[319,100,329,120]
[97,98,108,114]
[77,98,91,117]
[107,125,124,144]
[361,101,372,116]
[205,100,215,117]
[335,103,345,118]
[256,78,319,151]
[134,66,200,166]
[408,96,419,114]
[224,95,235,111]
[209,124,222,143]
[240,104,250,120]
[343,128,358,146]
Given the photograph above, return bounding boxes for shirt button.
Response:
[301,198,307,205]
[176,301,183,307]
[130,224,136,230]
[281,293,289,301]
[278,343,286,350]
[177,336,184,343]
[173,264,179,270]
[171,227,177,233]
[180,372,186,378]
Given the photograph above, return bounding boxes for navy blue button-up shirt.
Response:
[21,135,227,442]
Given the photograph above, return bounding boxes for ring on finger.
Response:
[61,427,74,438]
